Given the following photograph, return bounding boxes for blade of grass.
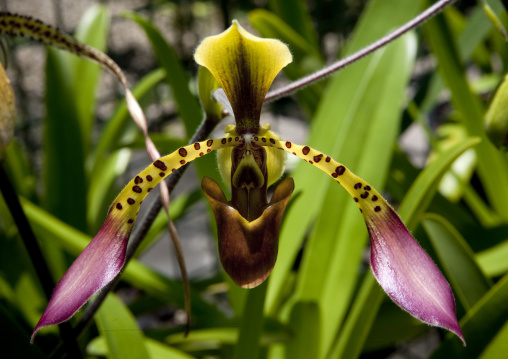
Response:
[95,294,150,359]
[423,213,492,310]
[423,7,508,220]
[233,281,268,359]
[430,273,508,358]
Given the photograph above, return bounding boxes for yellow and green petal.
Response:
[194,21,292,134]
[31,137,240,342]
[251,136,464,343]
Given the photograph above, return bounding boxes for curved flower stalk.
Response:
[32,11,464,346]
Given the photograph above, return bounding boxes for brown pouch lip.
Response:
[202,177,294,288]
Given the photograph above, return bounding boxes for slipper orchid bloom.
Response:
[32,21,464,345]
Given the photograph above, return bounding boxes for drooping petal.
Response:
[252,136,464,343]
[32,137,239,341]
[202,176,294,288]
[31,217,130,343]
[194,21,292,134]
[367,206,465,344]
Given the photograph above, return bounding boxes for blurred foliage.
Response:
[2,0,508,358]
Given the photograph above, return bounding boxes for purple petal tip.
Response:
[31,218,131,343]
[367,206,465,345]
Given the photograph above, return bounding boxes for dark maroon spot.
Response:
[194,143,201,150]
[146,175,153,182]
[159,172,165,177]
[360,209,363,213]
[221,138,227,144]
[354,183,362,189]
[374,206,381,212]
[235,137,239,141]
[134,176,143,184]
[254,136,259,141]
[285,141,292,149]
[207,149,211,153]
[372,195,378,201]
[128,219,134,224]
[313,154,323,163]
[179,148,188,157]
[127,198,135,205]
[148,188,153,192]
[309,161,313,164]
[153,160,167,171]
[335,166,346,176]
[364,185,371,191]
[133,185,142,193]
[262,138,266,142]
[360,191,369,199]
[116,203,123,210]
[180,160,186,165]
[332,173,338,178]
[354,197,359,202]
[172,168,176,172]
[325,156,331,162]
[207,140,213,147]
[292,152,296,155]
[270,138,275,144]
[228,137,232,142]
[199,152,204,156]
[302,146,310,155]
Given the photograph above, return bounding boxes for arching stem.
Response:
[264,0,456,102]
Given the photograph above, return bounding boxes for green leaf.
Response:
[124,12,202,136]
[233,282,267,359]
[70,4,109,148]
[424,8,508,220]
[480,320,508,359]
[88,336,196,359]
[285,301,320,359]
[44,48,87,232]
[430,273,508,358]
[422,213,492,310]
[477,239,508,277]
[267,0,319,50]
[95,294,150,359]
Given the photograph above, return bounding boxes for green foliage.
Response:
[2,0,508,358]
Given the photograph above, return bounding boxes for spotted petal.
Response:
[32,137,239,341]
[194,21,292,134]
[251,136,464,343]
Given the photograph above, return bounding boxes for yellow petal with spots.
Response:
[194,21,292,134]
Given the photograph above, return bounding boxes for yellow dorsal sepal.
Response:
[194,21,292,134]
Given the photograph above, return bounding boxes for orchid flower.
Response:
[31,20,465,345]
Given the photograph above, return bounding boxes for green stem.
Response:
[0,163,82,358]
[233,281,268,359]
